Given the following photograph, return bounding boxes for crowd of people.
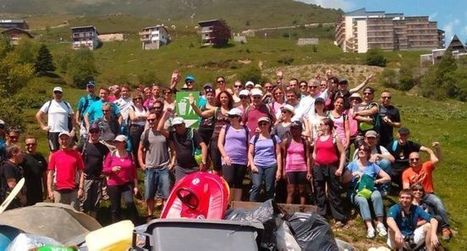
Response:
[0,69,453,249]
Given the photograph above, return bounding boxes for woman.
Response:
[272,104,294,140]
[347,93,362,146]
[236,89,250,113]
[215,76,233,96]
[269,86,286,120]
[305,97,327,143]
[248,117,282,202]
[217,108,249,201]
[128,93,148,160]
[328,97,350,151]
[347,143,390,238]
[163,88,176,112]
[283,121,311,205]
[312,118,347,226]
[197,87,216,149]
[191,91,234,174]
[102,135,139,224]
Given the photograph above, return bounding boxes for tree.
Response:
[35,44,56,74]
[366,49,387,67]
[67,49,98,88]
[420,53,460,100]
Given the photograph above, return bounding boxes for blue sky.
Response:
[298,0,466,47]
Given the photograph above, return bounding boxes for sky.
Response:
[298,0,467,47]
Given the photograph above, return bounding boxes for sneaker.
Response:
[376,223,387,237]
[367,228,376,239]
[442,227,452,241]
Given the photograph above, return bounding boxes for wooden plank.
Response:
[230,201,317,214]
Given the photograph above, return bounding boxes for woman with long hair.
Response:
[269,86,286,121]
[128,93,148,160]
[328,97,350,151]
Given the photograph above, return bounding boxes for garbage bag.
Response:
[287,212,338,251]
[7,233,62,251]
[336,238,355,251]
[276,221,300,251]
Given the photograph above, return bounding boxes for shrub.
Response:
[366,49,387,67]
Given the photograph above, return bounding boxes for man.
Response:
[182,75,195,91]
[0,145,26,209]
[294,79,321,121]
[166,117,208,182]
[138,113,171,219]
[113,85,133,129]
[232,80,244,105]
[84,87,122,129]
[354,87,379,134]
[22,136,47,205]
[144,84,162,109]
[333,74,373,109]
[78,123,109,216]
[243,88,275,135]
[6,128,20,147]
[378,90,401,147]
[76,81,100,142]
[95,103,120,144]
[262,82,274,104]
[288,78,299,92]
[36,87,75,152]
[402,143,452,240]
[387,189,439,251]
[47,131,85,210]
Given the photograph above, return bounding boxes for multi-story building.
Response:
[335,8,444,53]
[71,26,99,50]
[139,25,170,50]
[0,19,29,30]
[1,28,33,45]
[420,35,467,65]
[198,19,231,47]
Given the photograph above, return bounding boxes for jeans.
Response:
[107,183,138,224]
[351,190,384,221]
[80,179,102,213]
[144,167,170,200]
[423,193,449,228]
[249,165,277,202]
[376,159,392,194]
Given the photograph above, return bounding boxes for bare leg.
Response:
[298,184,306,205]
[286,184,295,204]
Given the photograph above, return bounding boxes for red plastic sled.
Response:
[160,172,230,220]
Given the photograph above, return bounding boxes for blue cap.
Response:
[185,75,195,82]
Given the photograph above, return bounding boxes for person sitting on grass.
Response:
[387,189,439,251]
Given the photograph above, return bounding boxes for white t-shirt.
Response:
[114,97,133,122]
[294,96,315,121]
[40,100,73,133]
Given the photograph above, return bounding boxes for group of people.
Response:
[0,69,453,249]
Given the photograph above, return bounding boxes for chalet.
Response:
[71,26,100,50]
[139,25,170,50]
[420,35,467,65]
[0,19,29,30]
[1,28,33,45]
[198,19,231,47]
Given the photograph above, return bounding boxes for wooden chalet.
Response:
[1,28,33,45]
[198,19,231,47]
[71,26,100,50]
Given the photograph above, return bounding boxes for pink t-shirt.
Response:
[48,149,84,190]
[243,104,271,136]
[285,140,307,173]
[103,152,136,186]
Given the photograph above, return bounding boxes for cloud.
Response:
[429,12,438,20]
[442,19,460,45]
[297,0,354,10]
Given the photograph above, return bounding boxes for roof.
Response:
[71,25,98,31]
[198,19,227,26]
[0,19,26,24]
[142,25,169,32]
[1,28,33,38]
[447,34,466,52]
[344,8,403,18]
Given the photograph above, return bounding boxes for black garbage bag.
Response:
[224,200,284,251]
[287,212,338,251]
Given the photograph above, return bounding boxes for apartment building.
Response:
[335,8,444,53]
[139,25,170,50]
[198,19,231,47]
[71,26,100,50]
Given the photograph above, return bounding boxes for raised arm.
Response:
[349,74,373,93]
[420,145,439,165]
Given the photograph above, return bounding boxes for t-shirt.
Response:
[329,112,347,146]
[387,204,432,236]
[39,100,73,133]
[378,105,401,146]
[402,161,435,193]
[272,123,291,141]
[114,97,133,122]
[95,117,119,142]
[295,95,315,120]
[85,100,121,124]
[103,152,136,186]
[48,149,84,190]
[76,94,100,119]
[223,125,248,165]
[388,140,421,170]
[169,129,202,169]
[80,141,109,179]
[285,140,307,173]
[22,153,47,205]
[141,129,170,168]
[346,161,382,182]
[243,104,272,136]
[250,135,281,167]
[0,161,23,199]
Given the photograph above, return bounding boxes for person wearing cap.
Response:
[243,88,275,136]
[272,104,294,140]
[283,121,311,205]
[76,81,100,143]
[353,130,395,174]
[22,136,48,206]
[378,90,401,147]
[236,89,250,112]
[102,135,139,223]
[182,74,196,91]
[217,108,249,201]
[245,81,255,91]
[77,123,109,216]
[248,117,282,202]
[47,131,85,210]
[198,83,214,108]
[232,80,244,105]
[36,87,75,152]
[84,87,122,131]
[332,74,373,110]
[214,76,234,97]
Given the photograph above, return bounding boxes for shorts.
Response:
[387,224,428,249]
[48,132,60,152]
[222,164,247,188]
[286,171,307,185]
[144,167,170,200]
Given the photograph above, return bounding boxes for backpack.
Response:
[223,124,249,147]
[252,133,278,157]
[244,104,275,125]
[46,100,73,132]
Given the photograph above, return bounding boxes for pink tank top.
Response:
[314,136,338,165]
[285,140,307,173]
[329,112,346,145]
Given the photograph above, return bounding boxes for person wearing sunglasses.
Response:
[272,104,294,140]
[214,76,233,97]
[22,136,48,206]
[1,145,26,209]
[331,74,373,110]
[94,103,120,146]
[236,89,250,113]
[182,74,196,91]
[129,93,149,162]
[378,90,401,147]
[243,88,276,138]
[232,80,244,105]
[402,143,452,240]
[248,117,282,202]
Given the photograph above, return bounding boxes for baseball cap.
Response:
[281,104,295,114]
[114,135,128,142]
[245,81,254,88]
[86,81,96,88]
[0,119,5,129]
[239,90,250,97]
[349,93,362,101]
[398,127,410,135]
[58,131,71,138]
[290,120,302,128]
[185,75,195,82]
[250,88,263,97]
[257,117,271,124]
[53,87,63,93]
[89,123,100,133]
[203,83,213,90]
[365,130,378,138]
[338,79,348,85]
[254,84,263,89]
[315,97,325,104]
[227,108,243,117]
[172,117,185,126]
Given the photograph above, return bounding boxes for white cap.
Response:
[227,108,243,117]
[172,117,185,126]
[257,117,271,124]
[113,135,128,142]
[0,119,4,125]
[53,87,63,93]
[245,81,254,87]
[254,84,263,89]
[58,131,71,137]
[281,104,295,115]
[239,90,250,97]
[250,88,263,97]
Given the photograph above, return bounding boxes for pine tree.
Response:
[34,44,56,74]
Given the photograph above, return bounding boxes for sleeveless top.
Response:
[314,135,338,165]
[213,107,229,138]
[328,111,347,145]
[285,140,307,173]
[199,105,215,128]
[131,105,148,126]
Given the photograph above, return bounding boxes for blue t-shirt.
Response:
[346,161,382,182]
[388,204,432,236]
[85,100,121,124]
[76,94,100,117]
[250,135,281,167]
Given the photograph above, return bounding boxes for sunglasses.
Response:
[54,91,63,94]
[102,109,110,112]
[281,110,290,114]
[228,115,239,118]
[252,96,262,99]
[26,143,36,146]
[240,96,249,99]
[381,96,392,99]
[412,188,424,192]
[186,81,194,84]
[308,86,317,89]
[153,106,162,109]
[217,80,225,83]
[89,130,99,134]
[234,85,243,88]
[133,97,142,101]
[410,158,419,161]
[147,119,156,122]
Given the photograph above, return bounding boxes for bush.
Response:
[238,67,264,85]
[66,49,98,89]
[366,49,387,67]
[277,56,294,65]
[380,68,398,89]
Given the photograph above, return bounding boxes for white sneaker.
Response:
[376,223,387,237]
[367,228,376,239]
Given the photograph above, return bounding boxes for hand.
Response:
[275,171,282,181]
[112,166,121,173]
[222,156,232,166]
[352,171,361,179]
[431,233,439,248]
[306,172,312,180]
[432,142,440,148]
[171,70,180,82]
[251,165,258,173]
[141,164,147,171]
[188,94,195,105]
[168,162,175,170]
[199,162,207,171]
[48,190,54,201]
[395,232,404,246]
[41,125,49,131]
[133,186,139,196]
[77,188,84,199]
[366,74,374,82]
[335,168,343,177]
[276,70,283,79]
